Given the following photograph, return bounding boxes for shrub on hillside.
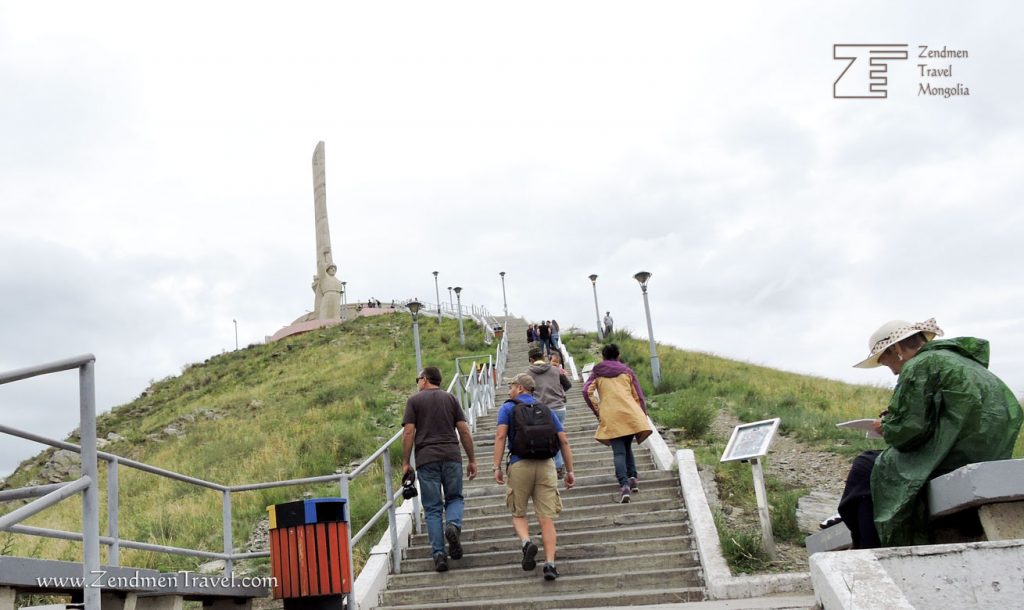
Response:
[652,393,715,439]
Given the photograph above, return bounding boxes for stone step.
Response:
[472,441,642,457]
[460,481,682,517]
[380,566,702,605]
[399,533,695,572]
[373,586,705,610]
[404,521,688,560]
[463,465,659,492]
[410,508,689,547]
[458,497,686,531]
[387,549,697,589]
[462,470,678,504]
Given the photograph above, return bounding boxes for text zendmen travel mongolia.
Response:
[917,45,969,98]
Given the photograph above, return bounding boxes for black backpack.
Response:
[508,397,560,459]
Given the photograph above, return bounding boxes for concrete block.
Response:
[805,523,852,555]
[811,540,1024,609]
[101,592,138,610]
[0,587,15,610]
[978,500,1024,540]
[810,549,914,610]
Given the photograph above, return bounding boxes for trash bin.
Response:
[268,498,351,607]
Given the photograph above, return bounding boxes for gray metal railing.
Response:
[1,318,511,609]
[0,354,101,610]
[0,358,416,610]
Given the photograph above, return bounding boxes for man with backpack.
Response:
[492,373,575,580]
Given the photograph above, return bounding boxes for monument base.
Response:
[269,319,345,342]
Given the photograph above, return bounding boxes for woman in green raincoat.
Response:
[838,318,1022,547]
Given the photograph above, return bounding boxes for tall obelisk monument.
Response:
[311,141,342,319]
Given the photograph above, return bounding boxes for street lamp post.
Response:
[633,271,661,388]
[341,281,348,320]
[233,319,238,350]
[453,287,465,346]
[408,301,424,372]
[433,271,442,323]
[499,271,508,323]
[588,274,603,340]
[447,287,453,311]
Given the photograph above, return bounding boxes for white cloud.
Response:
[2,1,1023,475]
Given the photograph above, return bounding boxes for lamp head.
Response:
[453,286,462,295]
[407,300,422,315]
[433,271,438,277]
[633,271,652,287]
[588,274,598,283]
[499,271,505,278]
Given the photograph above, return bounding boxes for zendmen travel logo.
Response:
[834,43,970,99]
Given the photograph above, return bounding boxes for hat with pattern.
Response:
[854,318,943,368]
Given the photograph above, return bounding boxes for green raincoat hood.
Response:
[917,337,990,369]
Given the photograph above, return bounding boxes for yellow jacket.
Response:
[586,373,652,445]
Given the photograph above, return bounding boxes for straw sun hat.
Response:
[854,318,944,369]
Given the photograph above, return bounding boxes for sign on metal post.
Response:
[720,418,781,560]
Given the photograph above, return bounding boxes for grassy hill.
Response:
[0,314,493,573]
[3,317,1021,577]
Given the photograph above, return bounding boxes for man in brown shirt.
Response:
[402,366,477,572]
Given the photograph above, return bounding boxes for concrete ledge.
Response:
[927,458,1024,518]
[644,417,676,471]
[811,539,1024,609]
[354,498,416,610]
[676,450,811,600]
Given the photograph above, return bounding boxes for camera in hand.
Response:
[401,470,418,499]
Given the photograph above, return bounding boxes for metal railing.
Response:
[0,355,102,610]
[1,319,512,610]
[446,327,508,433]
[0,357,417,610]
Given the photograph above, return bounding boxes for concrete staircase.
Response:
[372,319,706,609]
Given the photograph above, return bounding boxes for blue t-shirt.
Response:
[496,392,565,465]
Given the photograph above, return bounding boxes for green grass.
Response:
[0,314,491,573]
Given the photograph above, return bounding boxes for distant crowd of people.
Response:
[526,320,561,356]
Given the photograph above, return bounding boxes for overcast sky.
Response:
[2,1,1022,477]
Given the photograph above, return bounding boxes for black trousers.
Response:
[837,450,882,549]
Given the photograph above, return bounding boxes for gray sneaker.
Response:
[617,484,631,504]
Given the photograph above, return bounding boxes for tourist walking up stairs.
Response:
[373,319,706,610]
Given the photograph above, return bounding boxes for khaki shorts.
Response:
[505,458,562,519]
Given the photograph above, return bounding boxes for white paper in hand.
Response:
[836,418,883,439]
